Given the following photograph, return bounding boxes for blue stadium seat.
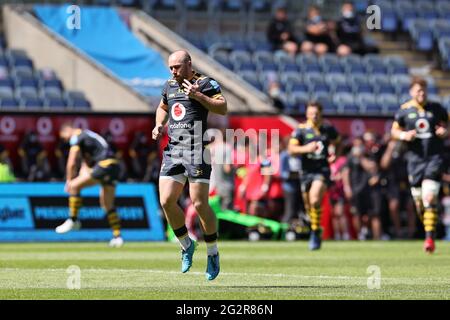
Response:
[278,62,300,73]
[22,98,44,109]
[378,93,399,114]
[15,76,39,89]
[239,71,263,91]
[65,91,91,110]
[381,9,398,32]
[311,92,336,115]
[415,2,438,20]
[0,77,13,89]
[223,0,245,11]
[185,0,204,10]
[371,75,395,94]
[0,87,13,99]
[409,19,434,52]
[390,74,411,96]
[297,54,321,73]
[350,74,373,94]
[333,93,359,114]
[356,93,380,114]
[436,1,450,19]
[286,92,309,115]
[432,20,450,39]
[395,1,417,31]
[45,98,67,109]
[249,0,270,12]
[0,97,18,108]
[253,51,274,65]
[326,74,352,94]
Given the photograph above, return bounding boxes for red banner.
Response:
[0,114,154,167]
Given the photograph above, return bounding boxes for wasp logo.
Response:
[193,169,203,176]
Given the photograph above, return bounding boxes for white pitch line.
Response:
[0,268,449,283]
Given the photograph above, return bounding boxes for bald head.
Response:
[168,50,193,83]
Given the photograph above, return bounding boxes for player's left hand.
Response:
[182,79,200,99]
[435,125,448,138]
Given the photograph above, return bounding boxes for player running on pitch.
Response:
[55,123,123,248]
[391,77,448,253]
[152,50,227,280]
[288,101,340,250]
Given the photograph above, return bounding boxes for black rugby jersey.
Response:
[393,99,448,158]
[70,129,113,167]
[162,72,222,150]
[289,120,339,172]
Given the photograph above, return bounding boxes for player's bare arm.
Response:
[65,145,80,190]
[435,121,449,139]
[182,79,227,115]
[288,141,318,156]
[391,122,416,142]
[152,99,169,140]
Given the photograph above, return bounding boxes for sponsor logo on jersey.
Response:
[171,103,186,121]
[415,118,432,139]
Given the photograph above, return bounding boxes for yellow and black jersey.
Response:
[161,72,222,150]
[289,120,339,172]
[393,99,448,158]
[69,129,114,167]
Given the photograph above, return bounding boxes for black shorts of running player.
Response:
[159,149,212,184]
[350,186,382,217]
[300,170,332,193]
[91,159,120,186]
[406,153,444,187]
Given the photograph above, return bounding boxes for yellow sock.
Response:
[69,196,82,221]
[107,209,121,238]
[309,206,322,232]
[423,208,437,236]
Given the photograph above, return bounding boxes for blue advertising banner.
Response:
[0,183,165,242]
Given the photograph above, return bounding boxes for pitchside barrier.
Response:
[0,183,165,242]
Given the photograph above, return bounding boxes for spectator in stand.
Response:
[267,4,299,56]
[129,131,159,182]
[301,5,337,55]
[18,131,51,182]
[335,2,379,56]
[329,142,350,240]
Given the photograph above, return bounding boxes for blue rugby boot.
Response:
[181,240,197,273]
[205,253,220,281]
[309,229,322,251]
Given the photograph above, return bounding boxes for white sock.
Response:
[178,236,192,251]
[207,242,218,256]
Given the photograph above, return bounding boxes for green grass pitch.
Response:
[0,241,449,299]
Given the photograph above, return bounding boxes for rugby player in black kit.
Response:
[152,50,227,280]
[55,123,123,247]
[391,77,449,253]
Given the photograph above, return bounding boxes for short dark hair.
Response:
[410,76,427,89]
[306,101,323,112]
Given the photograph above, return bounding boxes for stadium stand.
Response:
[0,35,92,110]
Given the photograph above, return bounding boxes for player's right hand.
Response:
[402,130,417,142]
[304,141,318,153]
[152,124,164,140]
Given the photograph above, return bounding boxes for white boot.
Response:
[55,219,81,234]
